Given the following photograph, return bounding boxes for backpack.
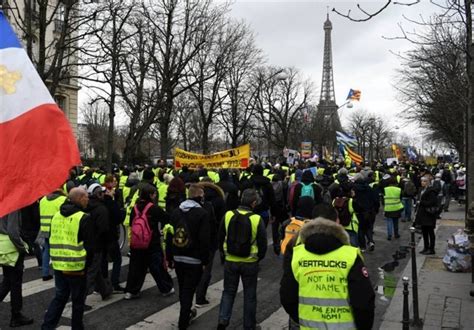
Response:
[281,218,304,255]
[272,181,284,205]
[172,211,192,249]
[333,197,352,227]
[322,188,332,205]
[300,183,315,199]
[130,203,153,249]
[226,210,253,257]
[403,180,417,197]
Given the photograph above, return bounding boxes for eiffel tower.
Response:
[315,13,341,153]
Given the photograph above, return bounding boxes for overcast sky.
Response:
[223,0,444,136]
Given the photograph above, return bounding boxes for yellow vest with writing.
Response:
[39,196,67,238]
[50,211,87,271]
[291,244,357,330]
[223,209,260,263]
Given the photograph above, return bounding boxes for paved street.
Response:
[0,210,419,330]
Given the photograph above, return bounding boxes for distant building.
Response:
[1,0,80,135]
[77,123,95,159]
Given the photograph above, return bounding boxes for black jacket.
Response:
[280,219,375,330]
[240,175,276,215]
[167,199,211,265]
[217,206,268,262]
[130,200,169,252]
[291,171,323,214]
[415,187,438,227]
[353,181,380,221]
[85,197,110,252]
[218,179,240,211]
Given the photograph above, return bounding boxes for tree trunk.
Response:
[201,124,209,154]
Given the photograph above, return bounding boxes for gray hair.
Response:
[241,188,261,207]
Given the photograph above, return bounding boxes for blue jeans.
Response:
[219,261,258,329]
[42,270,87,330]
[385,217,399,238]
[347,230,359,247]
[402,198,412,221]
[42,239,51,277]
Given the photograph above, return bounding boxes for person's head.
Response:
[168,177,186,193]
[312,204,339,223]
[295,196,316,219]
[69,187,89,209]
[87,183,106,200]
[188,184,205,204]
[139,184,158,202]
[421,175,431,188]
[252,164,264,176]
[142,169,155,182]
[104,174,117,190]
[241,189,260,209]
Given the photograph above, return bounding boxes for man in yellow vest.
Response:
[38,188,67,281]
[382,177,404,240]
[42,187,92,330]
[280,217,375,330]
[217,189,268,330]
[0,210,34,327]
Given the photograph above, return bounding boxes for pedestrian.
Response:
[0,210,34,327]
[124,184,175,299]
[165,176,187,214]
[270,173,289,255]
[382,177,404,240]
[400,175,417,222]
[441,164,453,211]
[217,169,240,211]
[38,188,67,281]
[217,189,268,330]
[41,188,93,330]
[290,170,323,216]
[415,175,438,255]
[353,174,379,252]
[85,183,113,302]
[280,216,375,330]
[166,184,211,329]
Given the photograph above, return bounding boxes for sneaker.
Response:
[124,292,140,300]
[42,275,53,281]
[387,236,392,241]
[113,285,126,293]
[217,320,229,330]
[368,242,375,251]
[195,299,210,308]
[10,313,34,328]
[162,288,175,297]
[419,249,428,254]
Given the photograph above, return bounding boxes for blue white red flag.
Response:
[0,12,80,217]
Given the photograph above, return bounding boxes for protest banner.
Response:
[174,144,250,169]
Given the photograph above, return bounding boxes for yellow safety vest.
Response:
[157,181,168,210]
[383,186,404,212]
[0,233,19,267]
[333,198,359,233]
[223,209,261,263]
[49,211,87,272]
[374,171,380,183]
[119,175,128,190]
[39,195,67,238]
[208,171,220,183]
[291,244,358,330]
[122,186,131,205]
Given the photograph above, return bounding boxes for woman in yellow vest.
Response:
[280,217,375,329]
[382,177,404,240]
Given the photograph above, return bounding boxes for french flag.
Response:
[0,12,80,217]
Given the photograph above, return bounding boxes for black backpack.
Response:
[226,210,253,257]
[172,211,192,250]
[333,197,352,227]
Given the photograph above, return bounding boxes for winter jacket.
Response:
[85,197,110,252]
[415,187,438,227]
[353,181,380,214]
[280,219,375,330]
[20,201,41,242]
[167,199,211,265]
[217,179,240,211]
[0,211,28,253]
[165,191,186,214]
[240,175,276,216]
[291,171,323,215]
[130,200,169,252]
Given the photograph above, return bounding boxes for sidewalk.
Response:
[379,204,474,329]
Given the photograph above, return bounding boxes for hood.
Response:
[179,199,202,212]
[47,192,65,201]
[199,181,225,199]
[60,200,84,217]
[301,170,315,184]
[299,218,350,254]
[86,197,103,212]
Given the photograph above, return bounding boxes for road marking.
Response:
[3,259,129,302]
[128,278,259,329]
[259,307,289,329]
[62,269,177,319]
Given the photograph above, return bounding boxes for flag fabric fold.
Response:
[336,130,363,165]
[0,12,80,217]
[336,130,357,148]
[346,89,361,101]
